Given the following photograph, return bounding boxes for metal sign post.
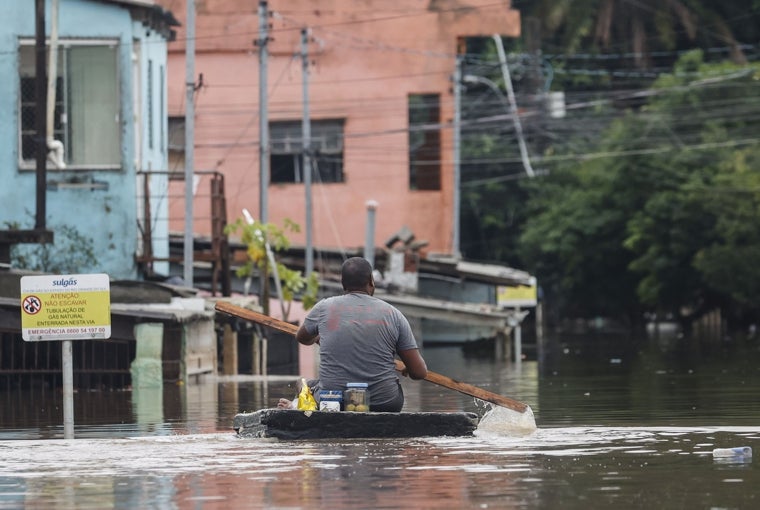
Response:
[498,277,538,364]
[20,273,111,439]
[62,340,74,437]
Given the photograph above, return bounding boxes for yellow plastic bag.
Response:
[297,378,318,411]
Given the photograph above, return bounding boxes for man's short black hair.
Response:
[342,257,373,291]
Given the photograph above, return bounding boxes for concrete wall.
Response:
[0,0,171,279]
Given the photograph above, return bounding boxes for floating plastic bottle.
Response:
[712,446,752,458]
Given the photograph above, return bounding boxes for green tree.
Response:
[693,147,760,314]
[518,116,647,324]
[460,5,760,329]
[519,51,760,330]
[225,217,318,321]
[458,116,529,262]
[528,0,752,69]
[623,52,760,327]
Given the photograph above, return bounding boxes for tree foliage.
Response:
[459,4,760,331]
[518,51,760,329]
[225,217,319,321]
[528,0,755,69]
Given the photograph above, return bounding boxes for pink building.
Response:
[159,0,521,257]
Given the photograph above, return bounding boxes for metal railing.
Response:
[135,170,231,295]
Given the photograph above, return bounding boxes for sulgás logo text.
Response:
[52,277,78,288]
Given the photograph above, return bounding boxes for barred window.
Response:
[18,40,121,169]
[270,119,344,184]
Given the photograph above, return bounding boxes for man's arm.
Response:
[295,324,319,346]
[398,348,427,380]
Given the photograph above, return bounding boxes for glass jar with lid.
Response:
[344,382,370,412]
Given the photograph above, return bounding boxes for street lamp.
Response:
[462,73,535,178]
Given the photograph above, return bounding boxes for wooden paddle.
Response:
[215,300,529,413]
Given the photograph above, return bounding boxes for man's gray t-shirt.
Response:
[301,292,419,409]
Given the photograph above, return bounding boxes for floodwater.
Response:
[2,333,759,509]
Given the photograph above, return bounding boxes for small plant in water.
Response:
[225,216,318,320]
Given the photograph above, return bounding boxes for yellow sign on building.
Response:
[497,277,538,308]
[20,274,111,341]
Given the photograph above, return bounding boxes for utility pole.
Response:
[524,17,543,97]
[524,17,548,155]
[256,0,270,315]
[183,0,196,287]
[451,55,462,259]
[301,27,313,277]
[35,0,47,231]
[258,0,269,224]
[0,1,53,263]
[0,0,53,263]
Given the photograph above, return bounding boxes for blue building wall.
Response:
[0,0,171,279]
[133,14,172,277]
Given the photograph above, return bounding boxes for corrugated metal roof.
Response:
[418,257,534,286]
[455,261,534,286]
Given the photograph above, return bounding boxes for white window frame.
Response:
[18,38,122,170]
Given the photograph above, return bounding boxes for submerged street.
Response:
[2,335,759,508]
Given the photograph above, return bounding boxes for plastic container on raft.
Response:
[344,382,370,412]
[318,390,343,412]
[712,447,752,458]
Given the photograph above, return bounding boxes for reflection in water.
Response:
[1,427,759,509]
[1,335,760,508]
[132,387,163,427]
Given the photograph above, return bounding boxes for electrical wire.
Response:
[15,2,760,193]
[311,158,347,260]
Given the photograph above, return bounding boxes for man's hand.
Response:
[395,353,428,380]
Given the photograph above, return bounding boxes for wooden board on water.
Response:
[233,408,480,440]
